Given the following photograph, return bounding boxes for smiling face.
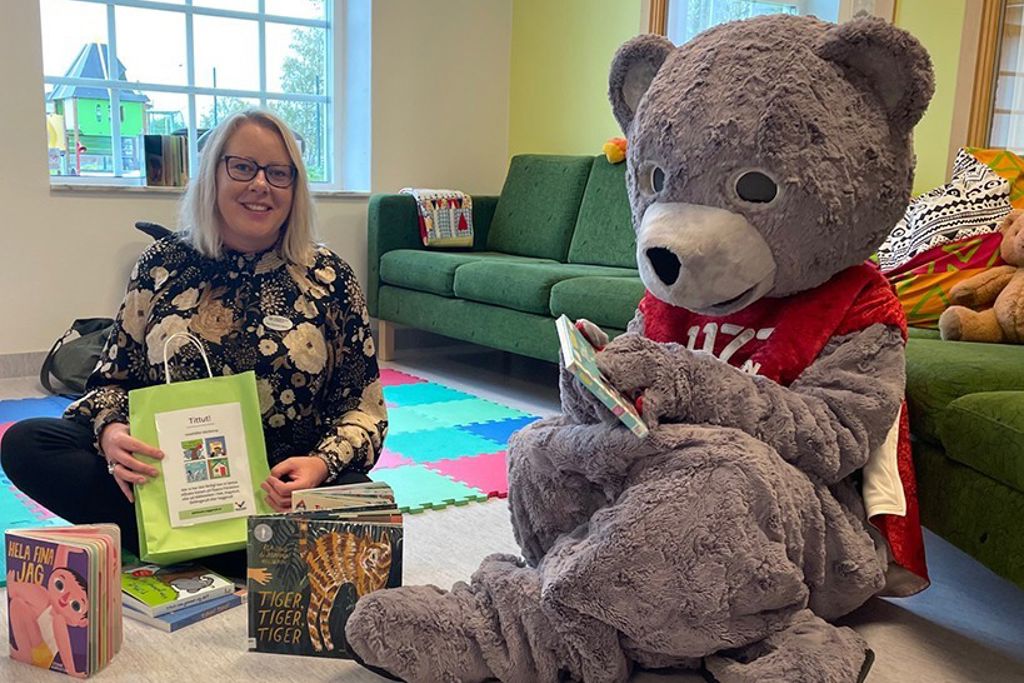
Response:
[215,121,296,253]
[47,568,89,627]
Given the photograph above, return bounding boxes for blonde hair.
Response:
[178,109,317,264]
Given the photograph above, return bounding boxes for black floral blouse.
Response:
[65,235,387,484]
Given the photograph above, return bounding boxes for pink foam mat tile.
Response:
[379,368,427,386]
[426,451,509,499]
[374,448,415,470]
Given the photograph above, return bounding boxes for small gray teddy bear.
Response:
[347,14,934,683]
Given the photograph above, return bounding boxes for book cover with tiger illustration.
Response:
[245,508,402,659]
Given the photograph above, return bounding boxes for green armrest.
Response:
[366,193,499,316]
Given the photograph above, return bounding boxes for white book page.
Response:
[154,402,257,527]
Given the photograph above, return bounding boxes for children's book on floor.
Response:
[247,483,403,659]
[291,480,396,513]
[555,315,649,437]
[122,589,244,633]
[5,524,122,678]
[121,562,235,618]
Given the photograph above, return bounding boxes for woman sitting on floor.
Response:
[0,110,387,575]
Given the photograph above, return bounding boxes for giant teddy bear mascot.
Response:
[347,14,934,683]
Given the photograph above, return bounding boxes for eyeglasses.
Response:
[222,155,297,188]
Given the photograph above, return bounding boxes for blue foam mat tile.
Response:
[461,415,540,443]
[0,396,74,423]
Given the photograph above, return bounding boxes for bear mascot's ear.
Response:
[608,34,675,135]
[815,16,935,136]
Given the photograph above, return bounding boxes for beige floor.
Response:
[1,337,1022,682]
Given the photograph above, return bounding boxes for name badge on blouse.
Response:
[263,315,294,332]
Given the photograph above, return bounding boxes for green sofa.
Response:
[367,154,644,363]
[905,328,1024,588]
[368,154,1024,589]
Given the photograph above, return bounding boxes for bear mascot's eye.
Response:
[639,164,667,196]
[651,166,666,193]
[735,171,778,203]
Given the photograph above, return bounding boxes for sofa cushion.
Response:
[486,155,594,260]
[567,158,637,268]
[380,250,554,297]
[938,391,1024,493]
[550,276,646,331]
[453,262,638,316]
[905,338,1024,444]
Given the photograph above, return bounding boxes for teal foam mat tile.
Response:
[369,465,488,514]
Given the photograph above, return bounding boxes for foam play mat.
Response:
[373,368,539,513]
[0,416,72,586]
[0,371,538,574]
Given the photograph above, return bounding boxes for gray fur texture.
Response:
[347,14,933,682]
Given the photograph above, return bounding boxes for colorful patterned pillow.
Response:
[964,147,1024,208]
[877,148,1010,272]
[885,233,1006,329]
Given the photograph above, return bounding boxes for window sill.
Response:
[48,183,371,199]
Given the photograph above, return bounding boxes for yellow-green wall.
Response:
[894,0,968,195]
[507,0,968,194]
[508,0,641,157]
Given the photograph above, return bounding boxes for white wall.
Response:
[0,0,512,355]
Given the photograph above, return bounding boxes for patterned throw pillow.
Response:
[885,232,1006,329]
[964,147,1024,208]
[877,148,1010,272]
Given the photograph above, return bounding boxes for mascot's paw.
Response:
[595,333,694,427]
[701,611,872,683]
[345,585,493,683]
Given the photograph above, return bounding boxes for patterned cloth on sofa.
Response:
[885,233,1006,329]
[877,148,1011,272]
[963,146,1024,207]
[400,188,474,248]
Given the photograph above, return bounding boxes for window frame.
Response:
[41,0,337,189]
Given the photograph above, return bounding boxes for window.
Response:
[987,1,1024,151]
[666,0,812,45]
[653,1,890,45]
[40,0,351,188]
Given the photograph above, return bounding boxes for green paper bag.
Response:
[129,333,273,564]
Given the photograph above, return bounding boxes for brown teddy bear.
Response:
[939,209,1024,343]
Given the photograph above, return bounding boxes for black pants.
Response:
[0,417,370,579]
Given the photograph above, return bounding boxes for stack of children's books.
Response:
[121,562,242,632]
[144,134,189,187]
[5,524,122,678]
[246,482,403,659]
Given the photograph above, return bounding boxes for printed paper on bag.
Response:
[154,402,257,527]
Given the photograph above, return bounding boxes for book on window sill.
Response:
[5,524,123,678]
[121,562,235,618]
[555,314,649,438]
[247,483,403,659]
[144,134,189,187]
[123,590,243,632]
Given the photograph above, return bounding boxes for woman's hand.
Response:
[261,456,329,512]
[99,422,164,503]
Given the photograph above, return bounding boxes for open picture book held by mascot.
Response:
[346,14,934,683]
